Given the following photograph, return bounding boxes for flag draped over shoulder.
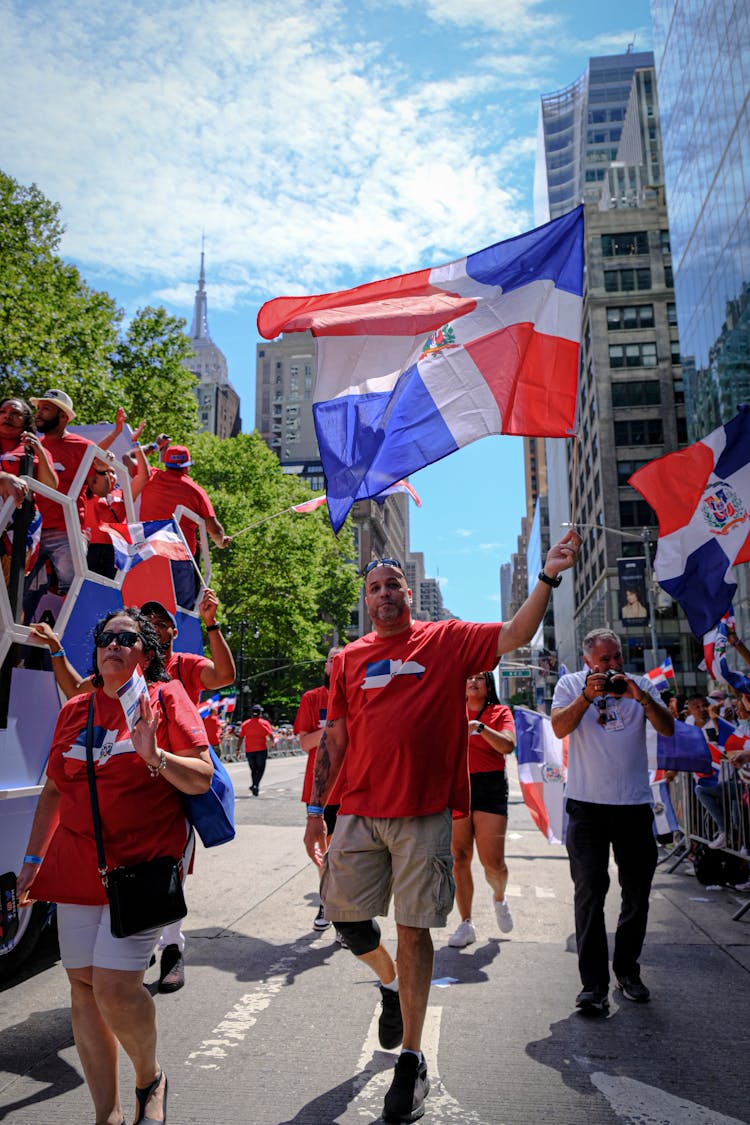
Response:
[629,404,750,635]
[258,207,584,532]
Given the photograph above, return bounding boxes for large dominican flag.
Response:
[630,405,750,636]
[258,207,584,531]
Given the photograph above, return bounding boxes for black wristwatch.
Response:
[538,569,562,588]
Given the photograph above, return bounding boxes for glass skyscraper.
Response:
[651,0,750,439]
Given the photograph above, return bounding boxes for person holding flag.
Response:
[304,530,580,1124]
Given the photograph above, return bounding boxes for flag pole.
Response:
[568,436,580,529]
[229,501,323,543]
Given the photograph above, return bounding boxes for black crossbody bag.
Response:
[84,695,188,939]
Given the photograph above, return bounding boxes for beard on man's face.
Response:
[36,411,62,433]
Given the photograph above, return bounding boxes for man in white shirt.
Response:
[551,628,673,1013]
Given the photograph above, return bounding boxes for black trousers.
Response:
[565,798,657,991]
[246,750,268,790]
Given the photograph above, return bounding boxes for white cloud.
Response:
[455,528,473,538]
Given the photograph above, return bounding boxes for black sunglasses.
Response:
[96,630,141,649]
[362,557,402,577]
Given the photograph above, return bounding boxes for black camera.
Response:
[603,669,628,695]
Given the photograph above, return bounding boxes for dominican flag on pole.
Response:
[514,708,567,844]
[630,405,750,636]
[645,656,676,693]
[258,207,584,532]
[702,609,733,680]
[104,519,196,608]
[291,479,421,515]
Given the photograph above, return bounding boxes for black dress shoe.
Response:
[616,974,650,1002]
[575,987,609,1014]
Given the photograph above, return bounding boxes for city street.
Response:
[1,753,749,1125]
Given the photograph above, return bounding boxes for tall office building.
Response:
[184,251,241,439]
[533,50,655,224]
[651,0,750,636]
[535,60,700,680]
[651,1,750,441]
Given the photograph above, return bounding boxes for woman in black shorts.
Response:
[449,671,517,947]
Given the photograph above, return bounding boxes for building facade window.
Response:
[612,380,661,407]
[601,231,649,256]
[604,267,652,292]
[609,342,658,367]
[614,418,664,444]
[607,304,655,329]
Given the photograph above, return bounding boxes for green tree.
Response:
[0,170,198,440]
[109,306,198,442]
[0,171,121,401]
[190,431,359,718]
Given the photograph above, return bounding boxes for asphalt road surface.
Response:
[1,753,749,1124]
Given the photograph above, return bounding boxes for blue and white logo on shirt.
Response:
[361,659,425,690]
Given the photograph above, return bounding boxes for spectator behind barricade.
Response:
[685,693,717,738]
[202,708,222,759]
[695,694,750,851]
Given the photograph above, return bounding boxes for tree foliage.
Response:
[190,432,359,719]
[0,170,198,441]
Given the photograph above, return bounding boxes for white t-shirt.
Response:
[552,671,663,805]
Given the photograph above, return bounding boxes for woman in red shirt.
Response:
[17,607,212,1125]
[449,671,517,948]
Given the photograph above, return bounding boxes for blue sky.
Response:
[0,0,653,621]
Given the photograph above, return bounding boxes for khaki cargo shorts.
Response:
[321,809,455,929]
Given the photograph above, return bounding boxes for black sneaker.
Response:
[378,986,403,1050]
[616,974,650,1003]
[313,903,331,932]
[382,1052,429,1123]
[158,945,185,993]
[575,987,609,1015]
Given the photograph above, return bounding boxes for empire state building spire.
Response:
[190,242,211,341]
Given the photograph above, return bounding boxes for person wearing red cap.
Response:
[138,445,229,559]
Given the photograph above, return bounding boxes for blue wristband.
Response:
[24,854,43,866]
[307,804,324,816]
[50,648,66,659]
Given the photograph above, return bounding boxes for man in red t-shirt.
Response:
[202,710,222,756]
[303,534,580,1124]
[240,705,275,795]
[28,388,93,595]
[138,445,229,557]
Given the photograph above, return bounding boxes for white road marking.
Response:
[186,948,301,1068]
[348,1004,493,1124]
[534,886,556,898]
[590,1072,746,1124]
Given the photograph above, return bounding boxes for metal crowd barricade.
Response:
[664,769,750,922]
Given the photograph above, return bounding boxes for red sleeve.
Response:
[486,704,515,735]
[45,695,89,788]
[154,681,208,754]
[293,691,317,735]
[326,651,347,722]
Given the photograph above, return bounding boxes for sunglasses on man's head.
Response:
[96,630,141,649]
[362,557,402,577]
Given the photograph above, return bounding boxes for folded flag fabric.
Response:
[258,207,584,532]
[717,717,750,782]
[514,707,567,844]
[630,404,750,635]
[646,719,713,774]
[104,518,196,609]
[644,655,676,693]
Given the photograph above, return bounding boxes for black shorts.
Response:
[469,770,509,816]
[324,803,340,836]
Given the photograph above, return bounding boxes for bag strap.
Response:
[84,694,109,882]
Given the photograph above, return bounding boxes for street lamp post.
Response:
[561,521,660,667]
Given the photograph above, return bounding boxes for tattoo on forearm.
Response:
[312,734,331,803]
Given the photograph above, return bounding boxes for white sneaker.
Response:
[707,832,727,850]
[494,898,514,934]
[448,919,476,947]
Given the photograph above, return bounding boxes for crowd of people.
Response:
[4,391,750,1124]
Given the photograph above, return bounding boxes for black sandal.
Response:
[134,1070,168,1124]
